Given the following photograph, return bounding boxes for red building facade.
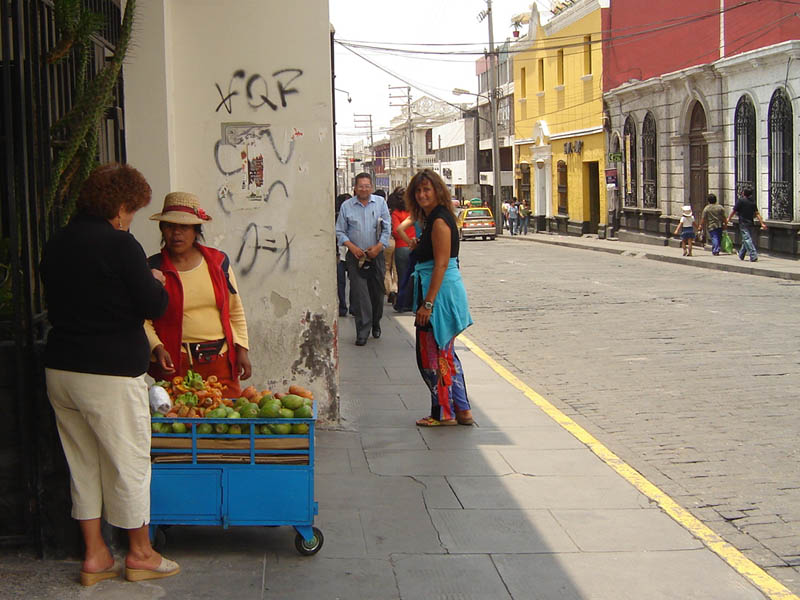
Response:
[602,0,800,91]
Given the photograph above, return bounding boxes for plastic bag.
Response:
[149,385,172,415]
[721,231,734,254]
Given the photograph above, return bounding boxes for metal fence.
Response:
[0,0,124,555]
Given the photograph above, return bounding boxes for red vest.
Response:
[147,245,237,382]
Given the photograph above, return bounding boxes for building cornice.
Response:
[545,0,602,35]
[549,125,604,140]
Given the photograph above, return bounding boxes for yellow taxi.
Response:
[456,206,496,241]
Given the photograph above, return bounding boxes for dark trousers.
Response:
[337,260,348,314]
[393,246,414,311]
[345,251,386,340]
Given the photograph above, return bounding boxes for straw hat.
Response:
[681,205,693,217]
[150,192,212,225]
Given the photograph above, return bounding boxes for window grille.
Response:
[623,117,637,207]
[642,113,657,208]
[768,89,793,221]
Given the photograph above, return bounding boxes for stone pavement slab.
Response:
[550,508,704,551]
[392,554,512,600]
[447,473,651,510]
[430,508,579,553]
[493,551,768,600]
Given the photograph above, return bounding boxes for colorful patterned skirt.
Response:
[415,328,470,421]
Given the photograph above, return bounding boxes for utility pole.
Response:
[479,0,503,235]
[390,85,413,181]
[353,113,375,182]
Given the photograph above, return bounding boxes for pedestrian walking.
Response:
[697,194,726,256]
[390,186,415,312]
[335,173,391,346]
[674,205,696,256]
[508,200,519,235]
[501,199,510,231]
[727,188,767,262]
[405,169,474,427]
[519,201,530,235]
[335,193,351,316]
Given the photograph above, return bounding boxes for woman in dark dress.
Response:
[405,169,474,426]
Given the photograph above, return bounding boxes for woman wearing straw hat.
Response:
[145,192,251,397]
[674,205,696,257]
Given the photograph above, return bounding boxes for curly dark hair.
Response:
[75,163,152,219]
[387,186,406,212]
[404,169,453,223]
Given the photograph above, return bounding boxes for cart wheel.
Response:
[294,527,323,555]
[153,526,167,551]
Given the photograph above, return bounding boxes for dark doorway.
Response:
[585,162,600,233]
[689,102,708,219]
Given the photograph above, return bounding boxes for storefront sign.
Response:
[605,168,618,185]
[608,152,622,162]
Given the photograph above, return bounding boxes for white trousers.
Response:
[46,368,151,529]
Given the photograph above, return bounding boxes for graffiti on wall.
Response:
[212,66,305,277]
[215,69,303,115]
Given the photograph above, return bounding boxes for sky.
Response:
[329,0,550,153]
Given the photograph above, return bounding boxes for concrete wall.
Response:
[124,0,338,421]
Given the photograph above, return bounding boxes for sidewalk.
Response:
[320,313,777,600]
[499,230,800,281]
[0,312,790,599]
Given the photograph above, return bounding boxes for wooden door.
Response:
[688,103,708,219]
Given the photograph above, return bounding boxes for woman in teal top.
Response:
[406,169,474,426]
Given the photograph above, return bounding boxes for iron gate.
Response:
[0,0,124,556]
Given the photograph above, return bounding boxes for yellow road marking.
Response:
[458,332,799,600]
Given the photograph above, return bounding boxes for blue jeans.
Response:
[709,228,722,255]
[509,216,518,235]
[519,215,529,235]
[738,224,758,261]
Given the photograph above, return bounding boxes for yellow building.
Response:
[513,0,607,236]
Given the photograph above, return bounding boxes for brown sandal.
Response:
[456,411,474,425]
[415,416,457,427]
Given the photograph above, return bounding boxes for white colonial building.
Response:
[605,40,800,255]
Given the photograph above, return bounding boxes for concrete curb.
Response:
[497,234,800,281]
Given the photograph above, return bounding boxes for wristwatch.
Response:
[423,301,434,310]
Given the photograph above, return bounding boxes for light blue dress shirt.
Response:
[335,194,391,250]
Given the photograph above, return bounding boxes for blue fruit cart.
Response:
[148,411,322,555]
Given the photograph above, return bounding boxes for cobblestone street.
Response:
[459,237,800,594]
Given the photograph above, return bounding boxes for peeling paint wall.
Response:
[124,0,338,422]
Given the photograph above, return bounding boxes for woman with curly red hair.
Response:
[41,163,181,584]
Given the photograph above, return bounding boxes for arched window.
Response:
[734,96,756,198]
[768,88,793,221]
[642,113,657,208]
[557,160,568,215]
[623,116,637,207]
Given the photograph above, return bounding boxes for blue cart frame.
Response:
[149,411,322,555]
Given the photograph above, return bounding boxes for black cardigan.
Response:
[41,214,168,377]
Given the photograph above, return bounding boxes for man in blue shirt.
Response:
[727,188,767,262]
[336,173,391,345]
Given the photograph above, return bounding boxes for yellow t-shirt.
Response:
[144,257,249,352]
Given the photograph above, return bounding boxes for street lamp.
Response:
[335,88,352,103]
[454,87,502,235]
